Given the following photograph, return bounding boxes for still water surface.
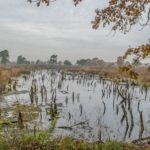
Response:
[2,70,150,142]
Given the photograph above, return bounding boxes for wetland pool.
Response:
[1,70,150,142]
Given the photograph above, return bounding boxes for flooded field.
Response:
[0,70,150,142]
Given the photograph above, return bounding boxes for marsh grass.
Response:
[0,65,150,94]
[0,134,141,150]
[0,66,150,149]
[0,103,40,130]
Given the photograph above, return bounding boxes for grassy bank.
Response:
[0,133,141,150]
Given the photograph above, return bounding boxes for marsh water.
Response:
[1,70,150,142]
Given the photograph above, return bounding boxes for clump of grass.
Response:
[0,67,30,93]
[0,135,140,150]
[1,103,40,129]
[12,104,40,122]
[0,118,15,130]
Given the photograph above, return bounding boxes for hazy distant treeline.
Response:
[0,50,149,67]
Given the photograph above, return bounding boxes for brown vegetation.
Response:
[0,65,30,92]
[65,65,150,85]
[0,64,150,94]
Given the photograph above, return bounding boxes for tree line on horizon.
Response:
[0,50,72,66]
[0,50,126,66]
[0,49,149,68]
[0,49,104,66]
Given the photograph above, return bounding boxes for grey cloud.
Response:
[0,0,149,63]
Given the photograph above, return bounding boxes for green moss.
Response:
[0,118,16,129]
[11,104,40,122]
[1,104,40,128]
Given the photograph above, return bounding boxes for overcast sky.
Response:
[0,0,149,63]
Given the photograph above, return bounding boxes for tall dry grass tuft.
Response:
[0,65,30,93]
[137,66,150,83]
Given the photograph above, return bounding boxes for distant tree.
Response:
[76,58,105,66]
[36,59,42,65]
[26,61,30,64]
[0,50,9,64]
[17,56,30,64]
[64,60,72,66]
[49,55,57,64]
[90,58,104,66]
[76,59,90,66]
[58,61,63,65]
[17,56,26,64]
[30,61,35,64]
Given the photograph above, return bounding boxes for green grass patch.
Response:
[0,134,141,150]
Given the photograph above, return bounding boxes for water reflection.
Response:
[1,70,150,142]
